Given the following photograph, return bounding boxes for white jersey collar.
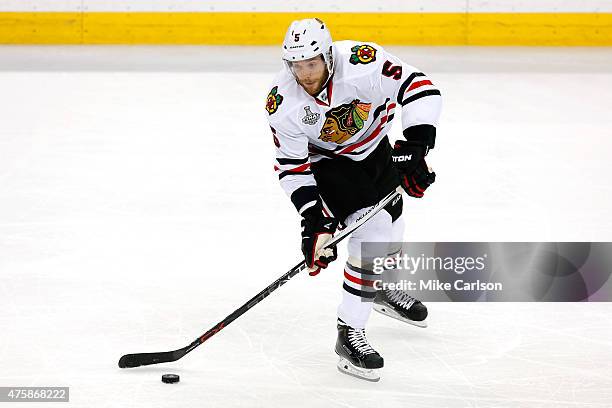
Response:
[313,77,333,107]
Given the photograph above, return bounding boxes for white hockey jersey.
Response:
[266,40,442,215]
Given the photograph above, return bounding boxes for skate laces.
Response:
[386,289,416,310]
[348,328,376,356]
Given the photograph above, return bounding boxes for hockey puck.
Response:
[161,374,180,384]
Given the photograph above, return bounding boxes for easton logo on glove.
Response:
[392,154,413,163]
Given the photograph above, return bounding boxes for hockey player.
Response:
[266,18,441,381]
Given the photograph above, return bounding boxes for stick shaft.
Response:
[118,189,400,368]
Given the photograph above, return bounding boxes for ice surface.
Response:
[1,46,612,407]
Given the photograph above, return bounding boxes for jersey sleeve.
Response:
[269,121,320,216]
[376,48,442,142]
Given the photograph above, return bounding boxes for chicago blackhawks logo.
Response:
[266,86,283,115]
[319,100,371,144]
[349,44,377,65]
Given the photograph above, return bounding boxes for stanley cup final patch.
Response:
[301,106,320,125]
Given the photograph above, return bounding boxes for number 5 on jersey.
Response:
[382,61,402,80]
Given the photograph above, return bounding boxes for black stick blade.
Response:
[118,349,185,368]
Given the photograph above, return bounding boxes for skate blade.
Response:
[337,357,380,382]
[373,303,428,328]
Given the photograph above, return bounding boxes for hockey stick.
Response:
[118,188,401,368]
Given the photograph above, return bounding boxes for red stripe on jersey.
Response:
[275,162,310,173]
[337,103,396,155]
[407,80,433,92]
[344,270,376,287]
[291,163,311,173]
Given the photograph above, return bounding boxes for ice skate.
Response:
[373,289,428,328]
[335,319,383,382]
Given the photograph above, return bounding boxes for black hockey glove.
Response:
[300,206,339,276]
[393,125,437,198]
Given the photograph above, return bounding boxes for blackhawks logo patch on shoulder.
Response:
[349,44,377,65]
[266,86,283,115]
